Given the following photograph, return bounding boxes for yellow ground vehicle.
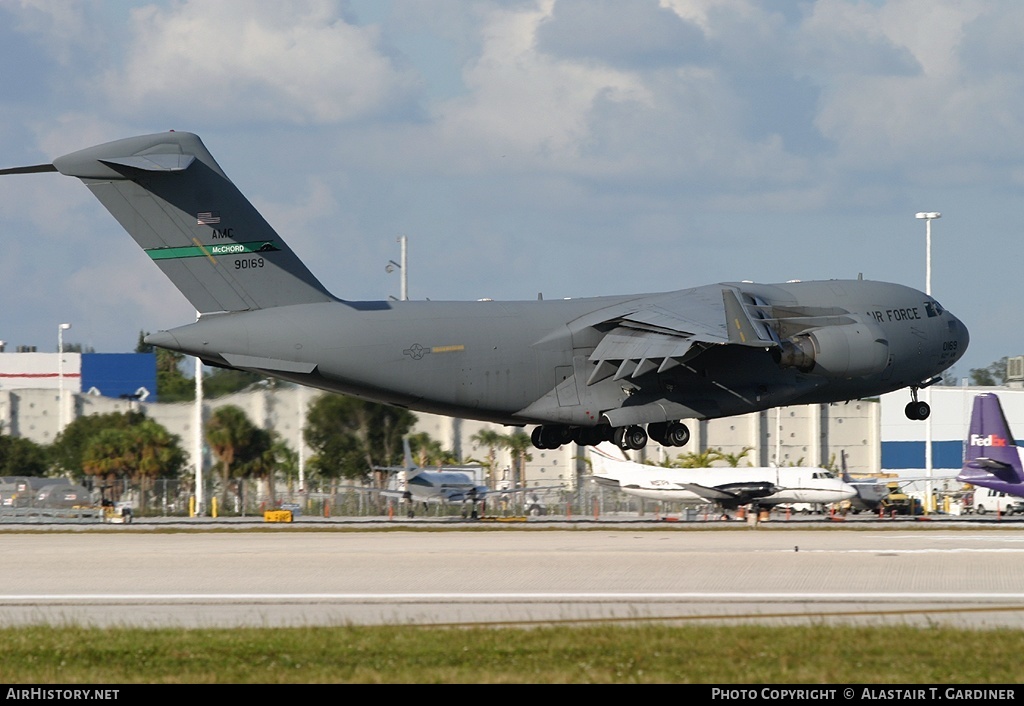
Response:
[879,484,922,515]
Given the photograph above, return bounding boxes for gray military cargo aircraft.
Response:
[1,132,970,451]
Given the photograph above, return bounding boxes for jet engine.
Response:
[776,323,889,378]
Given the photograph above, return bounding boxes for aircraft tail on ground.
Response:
[401,438,421,480]
[959,393,1024,486]
[37,132,335,314]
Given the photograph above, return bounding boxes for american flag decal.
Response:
[197,211,221,225]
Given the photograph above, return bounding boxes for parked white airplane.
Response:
[373,439,490,518]
[374,438,562,518]
[588,443,856,510]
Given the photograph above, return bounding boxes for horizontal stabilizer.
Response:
[0,163,57,175]
[966,457,1014,472]
[100,154,195,172]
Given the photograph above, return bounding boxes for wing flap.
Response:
[584,286,778,386]
[587,327,706,385]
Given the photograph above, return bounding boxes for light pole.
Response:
[916,212,940,513]
[57,322,72,432]
[386,235,408,301]
[194,316,204,517]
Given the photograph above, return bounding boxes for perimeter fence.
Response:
[0,477,720,521]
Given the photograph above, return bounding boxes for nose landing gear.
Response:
[905,387,931,420]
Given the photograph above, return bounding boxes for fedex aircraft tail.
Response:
[2,131,335,314]
[959,393,1024,487]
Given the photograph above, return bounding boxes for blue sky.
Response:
[0,0,1020,381]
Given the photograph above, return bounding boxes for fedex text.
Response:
[971,434,1007,447]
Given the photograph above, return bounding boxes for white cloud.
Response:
[255,177,339,235]
[803,1,1012,171]
[3,0,92,63]
[100,0,420,125]
[424,0,805,189]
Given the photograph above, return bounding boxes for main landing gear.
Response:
[530,420,691,451]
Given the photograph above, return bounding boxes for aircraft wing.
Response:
[590,475,624,490]
[884,471,962,486]
[582,287,769,386]
[482,485,564,498]
[676,481,778,504]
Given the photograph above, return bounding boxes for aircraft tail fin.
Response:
[960,393,1024,484]
[403,437,416,471]
[45,131,335,314]
[839,449,853,483]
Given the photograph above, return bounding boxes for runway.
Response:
[3,524,1024,629]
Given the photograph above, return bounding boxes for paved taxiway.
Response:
[2,521,1024,629]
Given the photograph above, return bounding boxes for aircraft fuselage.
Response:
[148,278,968,428]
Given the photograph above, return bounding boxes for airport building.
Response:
[0,350,1020,493]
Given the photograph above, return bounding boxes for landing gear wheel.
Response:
[666,421,690,447]
[531,426,544,448]
[533,425,570,449]
[647,422,668,445]
[619,425,648,450]
[612,426,625,447]
[905,401,930,420]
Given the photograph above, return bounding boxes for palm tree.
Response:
[80,420,185,512]
[206,405,258,511]
[81,427,139,502]
[406,432,453,467]
[718,446,753,467]
[132,419,186,510]
[273,440,300,495]
[238,428,278,507]
[501,430,533,490]
[469,428,504,487]
[672,447,726,468]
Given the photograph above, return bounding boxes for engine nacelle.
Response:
[776,323,889,378]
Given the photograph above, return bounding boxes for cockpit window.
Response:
[924,300,944,317]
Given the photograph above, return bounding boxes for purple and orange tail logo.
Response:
[969,433,1009,448]
[962,393,1023,482]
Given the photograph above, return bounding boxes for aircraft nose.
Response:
[948,312,970,363]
